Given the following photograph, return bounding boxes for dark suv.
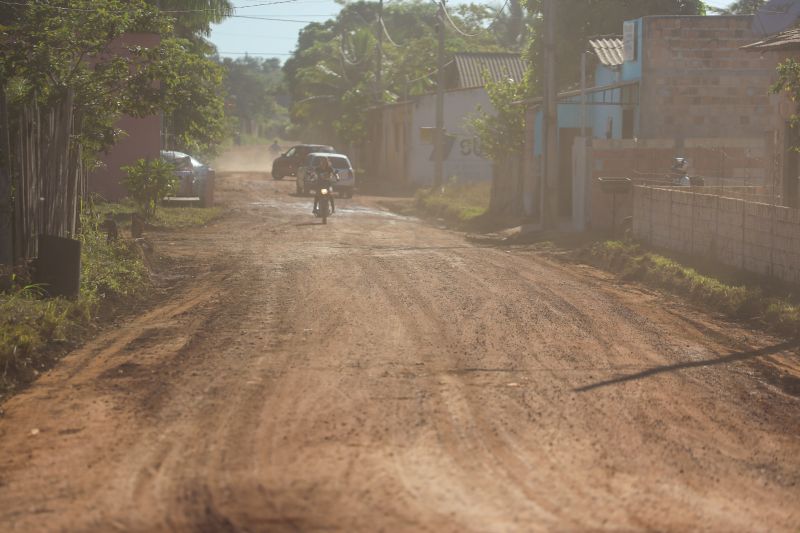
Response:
[271,144,335,180]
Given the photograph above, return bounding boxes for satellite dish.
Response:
[753,0,800,36]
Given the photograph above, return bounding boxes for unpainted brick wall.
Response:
[590,138,766,232]
[640,16,778,140]
[633,186,800,284]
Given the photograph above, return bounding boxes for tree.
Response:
[523,0,706,92]
[709,0,765,14]
[222,56,288,140]
[468,74,529,214]
[772,58,800,147]
[283,0,512,146]
[0,0,230,259]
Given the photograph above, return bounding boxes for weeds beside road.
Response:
[579,241,800,339]
[0,203,223,400]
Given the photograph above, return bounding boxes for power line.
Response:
[229,15,320,22]
[0,0,301,14]
[379,16,400,47]
[438,0,480,38]
[220,51,293,55]
[406,59,453,85]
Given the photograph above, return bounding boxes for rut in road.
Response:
[0,172,798,532]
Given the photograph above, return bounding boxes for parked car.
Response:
[160,150,215,206]
[296,152,355,198]
[272,144,335,180]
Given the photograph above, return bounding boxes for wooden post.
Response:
[434,2,445,190]
[540,0,558,229]
[0,83,13,266]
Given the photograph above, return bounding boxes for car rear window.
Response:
[312,145,334,153]
[328,157,350,169]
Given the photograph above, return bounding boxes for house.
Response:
[87,32,162,201]
[363,52,526,187]
[742,27,800,207]
[523,15,780,230]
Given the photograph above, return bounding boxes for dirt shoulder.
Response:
[0,172,798,531]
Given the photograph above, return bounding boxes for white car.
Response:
[296,152,355,198]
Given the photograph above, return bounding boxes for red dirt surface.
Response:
[0,172,798,531]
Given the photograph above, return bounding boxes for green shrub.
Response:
[121,158,178,218]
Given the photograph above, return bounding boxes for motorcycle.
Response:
[314,185,333,224]
[312,170,339,224]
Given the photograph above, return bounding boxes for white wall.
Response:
[408,88,494,185]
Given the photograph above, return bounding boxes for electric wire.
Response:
[0,0,301,14]
[438,0,480,38]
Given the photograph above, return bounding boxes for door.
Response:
[558,128,581,217]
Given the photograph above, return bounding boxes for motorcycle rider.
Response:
[313,156,338,215]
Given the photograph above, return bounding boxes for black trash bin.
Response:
[35,234,81,298]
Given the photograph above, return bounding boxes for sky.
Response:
[209,0,734,62]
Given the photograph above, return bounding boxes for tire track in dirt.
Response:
[0,172,797,531]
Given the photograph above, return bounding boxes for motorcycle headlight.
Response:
[320,188,329,195]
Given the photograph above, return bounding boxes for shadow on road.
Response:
[575,340,799,393]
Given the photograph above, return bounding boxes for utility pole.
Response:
[376,0,383,102]
[434,1,445,190]
[0,83,12,267]
[540,0,558,229]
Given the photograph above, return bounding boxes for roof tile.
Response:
[589,37,624,67]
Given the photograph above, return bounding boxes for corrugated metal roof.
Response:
[741,27,800,51]
[589,37,624,66]
[451,53,527,89]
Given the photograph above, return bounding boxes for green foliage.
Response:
[0,1,229,172]
[468,74,528,161]
[0,213,150,394]
[156,38,228,156]
[771,58,800,142]
[146,0,233,40]
[283,0,517,145]
[121,158,178,217]
[522,0,705,93]
[708,0,765,14]
[222,56,289,140]
[582,240,800,337]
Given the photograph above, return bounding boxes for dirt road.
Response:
[1,172,799,532]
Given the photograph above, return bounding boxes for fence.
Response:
[633,185,800,285]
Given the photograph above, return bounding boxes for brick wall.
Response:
[640,16,779,140]
[588,137,768,232]
[633,186,800,284]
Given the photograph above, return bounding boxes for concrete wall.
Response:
[639,16,778,140]
[408,87,492,185]
[365,102,412,184]
[633,185,800,284]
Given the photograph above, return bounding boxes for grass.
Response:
[580,240,800,338]
[96,199,224,229]
[414,180,491,227]
[0,217,149,395]
[0,199,222,398]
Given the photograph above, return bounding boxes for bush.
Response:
[121,158,178,218]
